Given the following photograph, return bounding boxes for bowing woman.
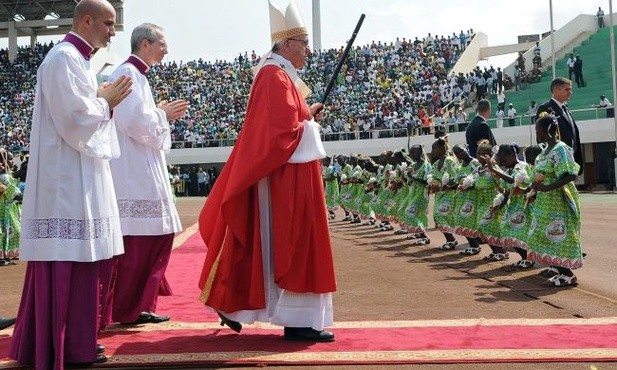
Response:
[527,113,583,286]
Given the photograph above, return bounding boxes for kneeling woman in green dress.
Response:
[527,113,583,287]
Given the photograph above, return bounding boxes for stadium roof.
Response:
[0,0,124,38]
[1,0,79,21]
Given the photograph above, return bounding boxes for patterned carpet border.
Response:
[81,316,617,333]
[100,348,617,365]
[2,348,614,368]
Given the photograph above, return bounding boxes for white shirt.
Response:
[600,97,612,107]
[567,57,576,68]
[20,34,124,262]
[108,55,182,236]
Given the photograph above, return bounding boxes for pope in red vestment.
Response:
[198,62,336,314]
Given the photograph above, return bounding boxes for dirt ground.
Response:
[1,194,616,369]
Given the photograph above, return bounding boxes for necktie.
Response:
[562,104,574,125]
[562,104,577,144]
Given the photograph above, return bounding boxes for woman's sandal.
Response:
[412,238,430,246]
[538,267,560,278]
[459,246,481,255]
[483,252,509,261]
[438,241,458,250]
[547,274,578,287]
[513,260,534,269]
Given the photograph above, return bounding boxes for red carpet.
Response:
[1,229,617,367]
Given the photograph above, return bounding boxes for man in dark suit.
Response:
[536,77,583,173]
[465,99,496,158]
[573,56,585,88]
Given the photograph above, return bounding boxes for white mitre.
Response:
[253,0,312,98]
[269,0,308,45]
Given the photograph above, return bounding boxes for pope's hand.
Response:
[160,99,189,121]
[310,103,325,121]
[98,75,132,109]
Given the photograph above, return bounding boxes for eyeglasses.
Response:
[288,38,309,47]
[149,39,168,50]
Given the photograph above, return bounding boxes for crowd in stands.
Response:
[0,43,53,152]
[1,29,504,151]
[158,29,479,146]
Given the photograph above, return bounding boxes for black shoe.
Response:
[217,312,242,333]
[145,312,170,323]
[122,312,170,325]
[66,354,107,368]
[0,317,15,330]
[96,344,105,354]
[284,327,335,342]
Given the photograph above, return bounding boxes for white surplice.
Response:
[108,56,182,236]
[20,36,124,262]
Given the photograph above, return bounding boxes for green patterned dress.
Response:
[399,160,432,233]
[323,165,340,212]
[453,159,481,238]
[366,170,385,220]
[348,166,365,214]
[432,156,458,234]
[499,162,533,250]
[390,169,409,225]
[373,165,393,220]
[0,175,21,259]
[366,183,381,220]
[527,142,582,269]
[373,176,393,220]
[476,165,502,245]
[339,164,355,210]
[359,179,378,219]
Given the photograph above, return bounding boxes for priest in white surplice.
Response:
[107,23,187,325]
[9,0,132,368]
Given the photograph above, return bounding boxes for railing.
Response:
[484,106,614,128]
[170,106,614,149]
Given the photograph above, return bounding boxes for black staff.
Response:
[320,14,366,105]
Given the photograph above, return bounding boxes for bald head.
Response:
[71,0,116,48]
[73,0,114,26]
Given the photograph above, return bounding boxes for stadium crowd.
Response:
[0,30,486,151]
[0,43,53,152]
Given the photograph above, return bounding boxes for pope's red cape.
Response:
[198,64,336,313]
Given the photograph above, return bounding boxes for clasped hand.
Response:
[98,75,132,110]
[159,99,189,121]
[530,181,548,192]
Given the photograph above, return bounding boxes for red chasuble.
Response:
[198,65,336,313]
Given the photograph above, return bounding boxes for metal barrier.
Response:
[170,106,613,148]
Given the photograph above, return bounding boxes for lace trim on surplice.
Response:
[22,217,115,240]
[117,199,165,218]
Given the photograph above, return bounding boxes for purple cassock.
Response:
[9,262,100,368]
[110,234,174,323]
